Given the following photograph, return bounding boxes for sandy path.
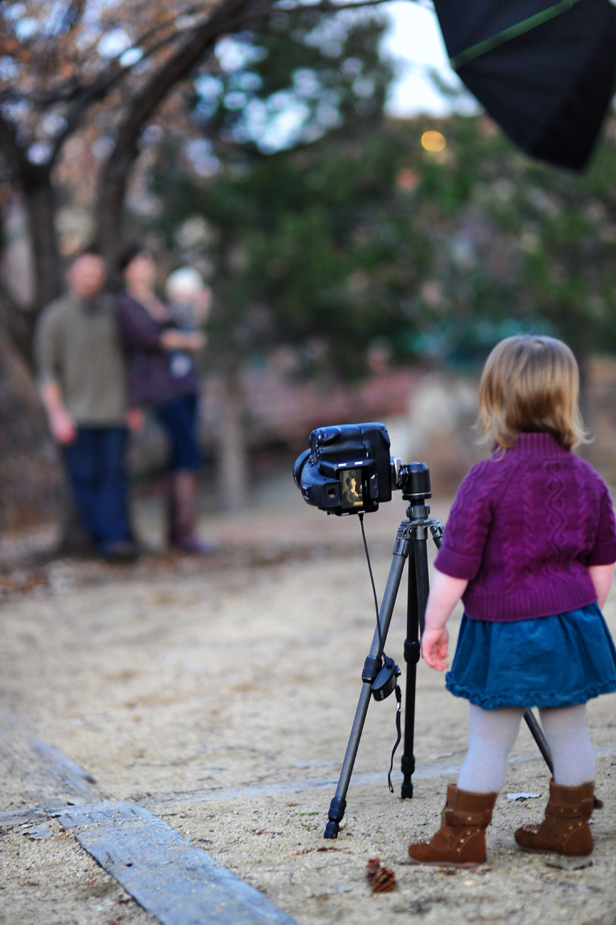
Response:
[0,498,615,924]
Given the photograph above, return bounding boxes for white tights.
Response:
[456,704,595,793]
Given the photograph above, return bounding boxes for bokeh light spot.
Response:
[421,130,446,152]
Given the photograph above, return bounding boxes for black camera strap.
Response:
[388,684,402,793]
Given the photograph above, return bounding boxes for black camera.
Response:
[293,422,431,515]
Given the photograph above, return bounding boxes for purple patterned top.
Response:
[116,292,199,407]
[435,432,616,622]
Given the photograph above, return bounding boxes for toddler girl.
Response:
[408,335,616,867]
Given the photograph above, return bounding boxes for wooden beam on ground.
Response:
[56,800,298,925]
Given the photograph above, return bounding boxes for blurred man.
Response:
[35,246,138,560]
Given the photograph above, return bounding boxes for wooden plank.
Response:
[0,807,48,827]
[0,703,101,808]
[56,800,298,925]
[31,740,97,784]
[30,740,99,796]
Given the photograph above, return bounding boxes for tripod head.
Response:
[397,460,431,510]
[397,460,431,502]
[396,460,439,533]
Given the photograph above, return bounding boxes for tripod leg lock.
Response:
[372,656,401,701]
[404,639,421,664]
[362,655,382,684]
[324,796,347,839]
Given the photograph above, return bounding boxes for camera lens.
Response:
[293,448,311,489]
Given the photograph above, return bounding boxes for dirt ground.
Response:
[0,487,615,925]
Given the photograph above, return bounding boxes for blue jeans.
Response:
[63,427,131,551]
[155,393,202,471]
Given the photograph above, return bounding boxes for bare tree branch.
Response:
[97,0,393,257]
[271,0,395,12]
[222,0,394,34]
[48,26,197,168]
[24,2,216,109]
[98,0,260,258]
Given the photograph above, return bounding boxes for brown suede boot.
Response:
[515,780,595,857]
[408,784,498,868]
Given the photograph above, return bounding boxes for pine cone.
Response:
[366,858,396,892]
[370,865,396,893]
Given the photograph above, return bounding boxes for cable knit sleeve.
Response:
[587,481,616,566]
[434,459,505,580]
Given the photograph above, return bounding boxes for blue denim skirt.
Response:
[446,603,616,710]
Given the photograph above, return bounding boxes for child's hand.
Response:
[421,626,449,671]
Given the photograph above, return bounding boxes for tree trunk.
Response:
[0,172,62,365]
[215,364,248,512]
[22,169,63,317]
[98,147,133,269]
[97,0,256,265]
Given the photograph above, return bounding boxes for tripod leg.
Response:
[401,550,419,799]
[324,533,409,839]
[401,530,430,799]
[524,709,554,775]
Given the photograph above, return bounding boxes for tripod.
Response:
[324,469,554,839]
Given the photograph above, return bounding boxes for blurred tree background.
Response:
[144,87,616,385]
[136,29,616,501]
[2,0,616,526]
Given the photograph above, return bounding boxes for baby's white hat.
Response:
[165,266,205,302]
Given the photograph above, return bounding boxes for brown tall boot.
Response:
[167,471,214,554]
[408,784,498,868]
[515,780,595,857]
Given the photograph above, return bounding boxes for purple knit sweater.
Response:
[434,432,616,622]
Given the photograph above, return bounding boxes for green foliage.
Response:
[143,15,616,380]
[151,10,418,378]
[188,11,391,154]
[444,117,616,369]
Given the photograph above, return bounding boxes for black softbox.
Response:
[432,0,616,170]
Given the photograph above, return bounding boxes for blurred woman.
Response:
[116,243,211,553]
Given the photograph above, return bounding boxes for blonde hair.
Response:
[477,335,588,451]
